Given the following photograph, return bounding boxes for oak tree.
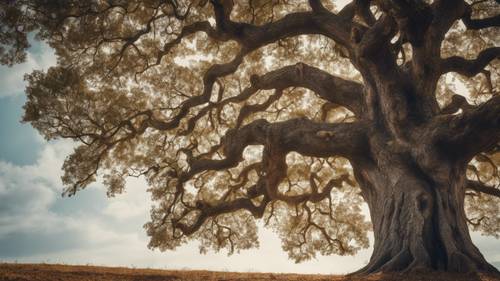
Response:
[2,0,500,275]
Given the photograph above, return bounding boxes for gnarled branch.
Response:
[182,63,365,135]
[184,118,367,179]
[210,0,353,49]
[440,47,500,77]
[244,63,365,115]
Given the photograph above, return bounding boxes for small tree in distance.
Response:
[2,0,499,275]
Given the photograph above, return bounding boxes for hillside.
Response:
[1,263,499,281]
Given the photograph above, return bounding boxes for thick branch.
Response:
[355,14,397,58]
[463,14,500,29]
[249,63,365,115]
[439,95,500,159]
[440,94,475,114]
[410,1,465,84]
[210,0,354,49]
[440,47,500,77]
[308,0,329,13]
[377,0,433,46]
[462,4,500,30]
[428,0,467,40]
[266,118,368,159]
[467,180,500,198]
[185,119,268,177]
[355,0,376,26]
[182,63,365,135]
[185,118,367,179]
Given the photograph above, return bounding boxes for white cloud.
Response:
[0,41,56,98]
[103,178,151,221]
[0,140,71,235]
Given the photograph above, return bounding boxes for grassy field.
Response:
[1,263,499,281]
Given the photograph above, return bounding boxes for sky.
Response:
[0,39,499,275]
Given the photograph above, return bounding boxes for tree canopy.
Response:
[1,0,499,269]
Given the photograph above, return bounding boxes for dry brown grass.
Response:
[0,263,499,281]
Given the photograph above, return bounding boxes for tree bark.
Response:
[351,142,499,274]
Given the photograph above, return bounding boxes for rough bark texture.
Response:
[352,145,498,274]
[346,52,500,274]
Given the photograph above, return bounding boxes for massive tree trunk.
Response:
[353,154,498,274]
[332,7,500,269]
[347,66,500,274]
